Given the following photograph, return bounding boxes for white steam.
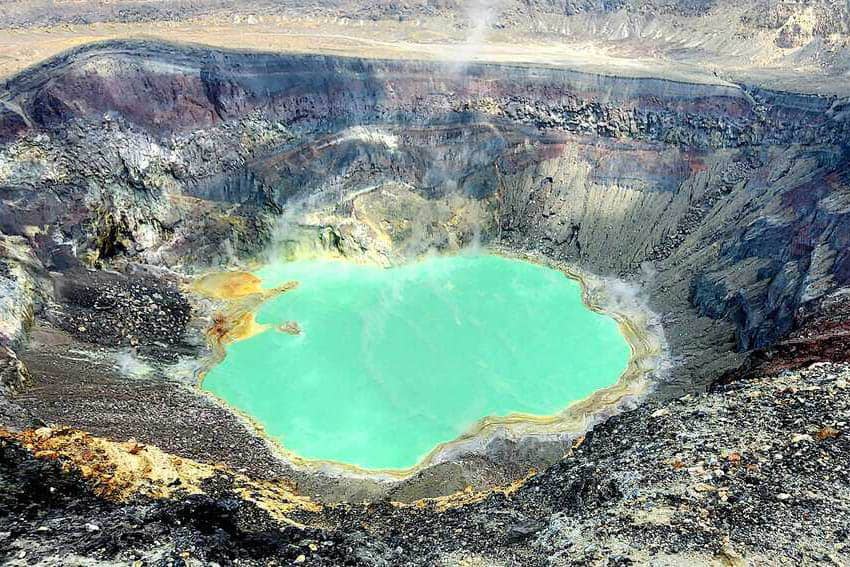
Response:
[452,0,504,65]
[114,349,154,378]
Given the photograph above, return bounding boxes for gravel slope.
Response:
[2,362,847,565]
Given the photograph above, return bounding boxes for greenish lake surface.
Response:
[202,254,631,470]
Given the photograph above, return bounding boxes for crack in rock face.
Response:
[0,19,848,565]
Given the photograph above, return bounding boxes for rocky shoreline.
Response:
[3,245,669,506]
[2,362,847,565]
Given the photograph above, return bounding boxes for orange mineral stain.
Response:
[192,271,265,300]
[193,271,300,347]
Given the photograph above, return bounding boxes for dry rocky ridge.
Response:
[0,1,848,563]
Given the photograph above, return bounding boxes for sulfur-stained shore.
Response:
[184,248,668,487]
[0,246,663,506]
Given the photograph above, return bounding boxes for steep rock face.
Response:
[492,139,850,387]
[5,40,848,147]
[0,40,848,391]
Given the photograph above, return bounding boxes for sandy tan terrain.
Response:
[0,4,848,94]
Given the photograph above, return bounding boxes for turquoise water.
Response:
[202,254,630,470]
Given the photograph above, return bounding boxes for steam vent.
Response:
[1,1,849,565]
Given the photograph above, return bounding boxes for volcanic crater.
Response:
[1,9,849,564]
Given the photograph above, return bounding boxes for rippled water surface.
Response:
[202,254,630,469]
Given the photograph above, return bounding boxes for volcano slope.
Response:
[0,38,849,565]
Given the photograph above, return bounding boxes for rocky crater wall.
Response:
[1,39,848,401]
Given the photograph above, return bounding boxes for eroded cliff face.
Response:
[498,140,850,388]
[1,40,848,395]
